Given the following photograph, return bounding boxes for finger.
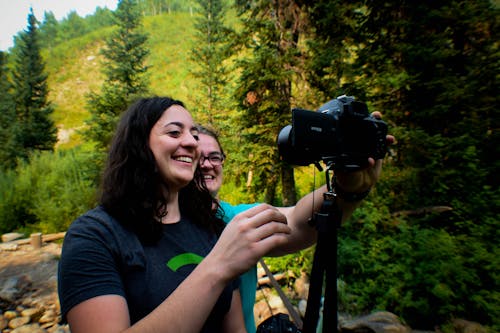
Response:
[371,111,382,119]
[253,233,290,256]
[233,203,274,219]
[235,205,288,229]
[249,220,291,241]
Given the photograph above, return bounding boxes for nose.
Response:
[200,156,213,168]
[182,132,199,148]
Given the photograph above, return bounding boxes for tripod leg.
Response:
[302,228,327,333]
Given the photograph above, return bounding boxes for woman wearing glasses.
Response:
[198,125,393,333]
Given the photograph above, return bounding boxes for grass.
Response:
[42,12,204,148]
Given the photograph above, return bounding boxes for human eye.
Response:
[209,153,222,163]
[167,129,181,137]
[191,129,200,141]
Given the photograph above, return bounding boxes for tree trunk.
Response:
[281,163,296,206]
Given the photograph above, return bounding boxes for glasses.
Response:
[200,152,225,166]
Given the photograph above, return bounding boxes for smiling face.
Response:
[198,133,224,197]
[149,105,200,192]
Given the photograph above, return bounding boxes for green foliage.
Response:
[264,247,316,286]
[84,0,150,152]
[0,148,98,235]
[232,0,307,205]
[189,0,234,129]
[0,170,21,233]
[137,0,215,15]
[11,9,57,164]
[0,51,18,170]
[39,7,115,50]
[337,201,500,330]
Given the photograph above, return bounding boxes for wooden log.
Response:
[258,273,286,286]
[30,233,43,249]
[392,206,452,217]
[11,232,66,245]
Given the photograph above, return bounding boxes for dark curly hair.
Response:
[99,96,224,243]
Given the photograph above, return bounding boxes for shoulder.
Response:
[63,206,142,257]
[66,206,129,237]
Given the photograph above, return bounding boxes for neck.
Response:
[160,190,181,224]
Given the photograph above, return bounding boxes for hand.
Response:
[335,111,395,194]
[208,204,291,280]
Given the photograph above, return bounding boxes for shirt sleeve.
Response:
[57,213,129,322]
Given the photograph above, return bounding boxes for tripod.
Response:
[302,166,342,333]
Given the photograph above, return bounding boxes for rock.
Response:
[0,243,19,251]
[1,233,24,243]
[9,315,31,328]
[21,307,43,322]
[0,275,33,302]
[293,271,309,300]
[254,299,273,324]
[0,314,8,330]
[39,309,56,323]
[298,299,307,317]
[451,318,488,333]
[4,310,18,319]
[340,311,411,333]
[10,323,47,333]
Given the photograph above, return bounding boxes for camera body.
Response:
[277,95,388,171]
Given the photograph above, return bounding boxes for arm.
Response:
[270,129,394,256]
[222,290,247,333]
[67,262,233,333]
[66,204,289,333]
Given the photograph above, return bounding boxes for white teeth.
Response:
[203,175,214,180]
[175,156,193,163]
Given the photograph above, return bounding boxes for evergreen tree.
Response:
[39,11,59,49]
[301,0,364,100]
[11,8,57,164]
[304,1,500,328]
[0,51,17,170]
[85,0,150,152]
[233,0,307,205]
[58,11,89,41]
[189,0,233,129]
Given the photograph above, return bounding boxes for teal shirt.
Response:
[219,201,259,333]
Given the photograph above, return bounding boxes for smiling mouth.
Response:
[174,156,193,163]
[203,175,215,180]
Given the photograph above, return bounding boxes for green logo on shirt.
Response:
[167,253,204,271]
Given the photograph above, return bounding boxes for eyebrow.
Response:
[165,122,198,132]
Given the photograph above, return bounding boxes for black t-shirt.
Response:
[58,206,237,332]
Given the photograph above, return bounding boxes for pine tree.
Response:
[233,0,308,205]
[85,0,150,152]
[304,1,500,328]
[39,11,59,48]
[11,8,57,164]
[189,0,233,129]
[0,51,17,170]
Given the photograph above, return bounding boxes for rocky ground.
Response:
[0,239,69,332]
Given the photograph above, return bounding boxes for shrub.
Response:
[0,147,99,234]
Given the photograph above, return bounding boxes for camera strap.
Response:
[259,258,303,329]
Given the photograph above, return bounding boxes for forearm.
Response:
[68,256,231,333]
[270,184,364,256]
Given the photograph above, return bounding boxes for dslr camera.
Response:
[277,95,388,172]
